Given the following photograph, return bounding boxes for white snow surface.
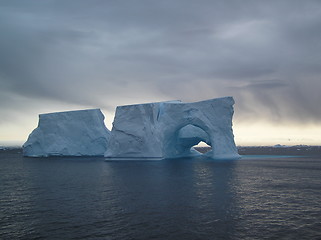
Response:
[105,97,240,160]
[23,109,110,157]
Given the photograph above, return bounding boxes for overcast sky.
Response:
[1,0,321,145]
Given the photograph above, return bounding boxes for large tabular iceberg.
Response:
[23,97,240,160]
[23,109,110,157]
[105,97,240,160]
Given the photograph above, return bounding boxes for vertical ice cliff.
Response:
[105,97,240,160]
[23,109,110,157]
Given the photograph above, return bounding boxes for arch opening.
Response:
[192,141,212,154]
[163,123,212,158]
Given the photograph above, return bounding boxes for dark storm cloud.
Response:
[1,0,321,125]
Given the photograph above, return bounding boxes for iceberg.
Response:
[23,109,110,157]
[23,97,240,160]
[105,97,240,160]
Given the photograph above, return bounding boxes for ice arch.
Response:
[177,124,211,155]
[164,124,211,158]
[105,97,240,160]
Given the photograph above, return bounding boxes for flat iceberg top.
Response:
[119,100,182,108]
[116,96,234,109]
[39,108,102,117]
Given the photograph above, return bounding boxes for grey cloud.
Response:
[0,0,321,126]
[234,80,288,90]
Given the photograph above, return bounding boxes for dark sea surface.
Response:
[1,147,321,239]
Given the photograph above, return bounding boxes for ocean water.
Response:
[1,149,321,239]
